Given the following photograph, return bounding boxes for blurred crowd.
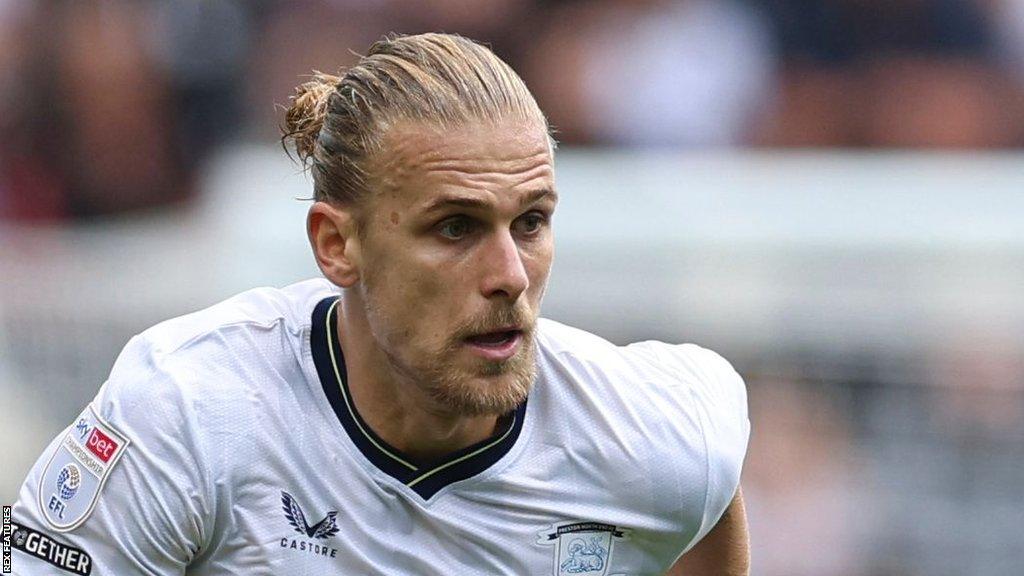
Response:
[742,346,1024,576]
[1,0,1023,221]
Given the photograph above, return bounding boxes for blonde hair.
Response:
[282,33,551,204]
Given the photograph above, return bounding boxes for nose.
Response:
[480,230,529,301]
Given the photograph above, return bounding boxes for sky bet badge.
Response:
[37,404,129,531]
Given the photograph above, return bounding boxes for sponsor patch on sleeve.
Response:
[37,405,130,532]
[10,520,93,575]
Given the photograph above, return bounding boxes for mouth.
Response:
[463,328,524,361]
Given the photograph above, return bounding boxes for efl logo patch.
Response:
[37,405,130,532]
[538,521,631,576]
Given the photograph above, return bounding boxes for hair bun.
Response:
[282,72,340,164]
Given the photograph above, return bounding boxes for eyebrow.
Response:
[420,188,558,214]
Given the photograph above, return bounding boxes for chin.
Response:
[429,352,536,417]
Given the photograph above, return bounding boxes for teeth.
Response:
[473,331,513,345]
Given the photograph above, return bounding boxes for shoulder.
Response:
[535,317,748,457]
[134,278,335,358]
[626,340,748,422]
[93,278,336,441]
[535,317,749,473]
[536,318,746,411]
[533,320,750,548]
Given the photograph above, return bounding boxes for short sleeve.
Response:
[11,335,212,575]
[683,345,750,552]
[630,340,751,553]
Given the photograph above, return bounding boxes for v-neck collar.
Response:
[309,296,527,499]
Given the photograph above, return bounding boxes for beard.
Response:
[365,295,538,417]
[422,313,537,416]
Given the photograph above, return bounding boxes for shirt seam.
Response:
[690,384,712,553]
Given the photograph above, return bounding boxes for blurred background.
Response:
[1,0,1023,574]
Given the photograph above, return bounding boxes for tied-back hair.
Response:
[282,33,552,204]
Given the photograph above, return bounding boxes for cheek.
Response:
[370,254,454,331]
[524,241,554,292]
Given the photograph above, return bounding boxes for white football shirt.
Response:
[11,278,749,576]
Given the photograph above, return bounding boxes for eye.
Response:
[437,216,476,240]
[514,211,548,236]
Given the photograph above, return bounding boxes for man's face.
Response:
[354,119,556,416]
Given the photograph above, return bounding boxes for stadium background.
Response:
[1,1,1023,574]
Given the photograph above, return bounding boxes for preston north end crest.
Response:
[538,521,631,576]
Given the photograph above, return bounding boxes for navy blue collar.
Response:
[310,296,527,499]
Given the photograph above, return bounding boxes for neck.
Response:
[335,292,501,464]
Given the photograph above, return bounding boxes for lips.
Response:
[466,330,520,346]
[464,328,524,361]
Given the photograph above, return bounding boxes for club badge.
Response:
[538,521,631,576]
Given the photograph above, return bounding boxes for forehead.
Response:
[370,119,555,207]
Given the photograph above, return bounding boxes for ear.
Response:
[308,201,362,287]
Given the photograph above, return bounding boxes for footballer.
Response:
[11,33,750,575]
